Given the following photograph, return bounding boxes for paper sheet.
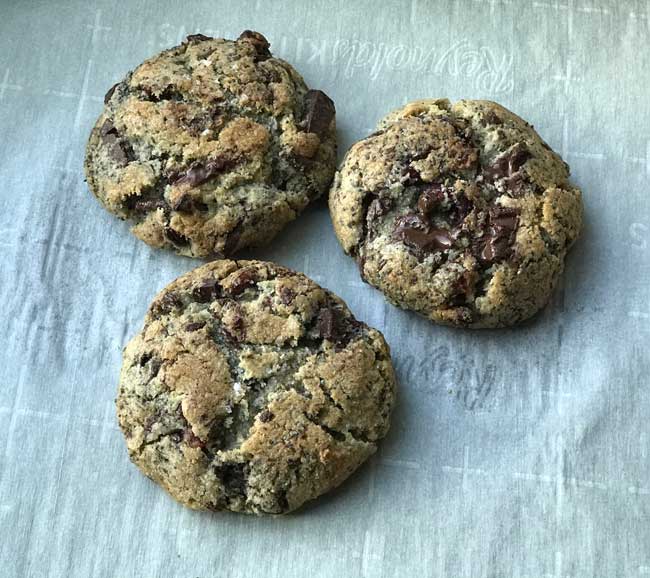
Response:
[1,0,648,576]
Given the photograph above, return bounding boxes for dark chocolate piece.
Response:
[228,270,257,296]
[171,157,231,188]
[185,33,213,43]
[99,119,134,166]
[366,197,392,225]
[484,143,531,182]
[152,291,183,317]
[104,83,119,104]
[483,110,502,125]
[478,206,520,264]
[393,214,455,253]
[192,279,220,303]
[317,308,337,341]
[302,90,335,137]
[279,286,296,305]
[237,30,271,61]
[165,227,190,246]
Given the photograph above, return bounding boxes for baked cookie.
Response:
[85,31,336,258]
[329,99,583,328]
[117,260,396,514]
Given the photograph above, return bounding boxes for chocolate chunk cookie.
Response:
[329,99,583,327]
[117,260,396,514]
[85,31,336,258]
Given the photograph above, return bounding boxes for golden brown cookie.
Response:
[117,260,396,514]
[85,32,336,258]
[329,99,583,327]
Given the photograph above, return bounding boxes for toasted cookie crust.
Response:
[117,260,396,514]
[85,31,336,258]
[329,99,583,328]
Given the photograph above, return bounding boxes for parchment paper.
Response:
[1,0,648,576]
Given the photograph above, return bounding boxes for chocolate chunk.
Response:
[480,235,510,263]
[171,193,194,212]
[484,144,531,182]
[504,172,527,196]
[301,90,335,137]
[393,214,455,253]
[366,197,392,225]
[417,185,444,217]
[228,270,257,296]
[228,311,245,340]
[184,321,206,332]
[152,291,183,317]
[139,352,152,366]
[185,33,213,43]
[171,157,231,188]
[315,306,361,347]
[483,110,502,125]
[192,279,220,302]
[394,213,427,232]
[100,119,117,137]
[478,206,520,264]
[279,286,296,305]
[99,120,134,166]
[489,206,519,229]
[317,308,337,341]
[184,429,206,448]
[258,409,274,423]
[398,227,455,252]
[237,30,271,61]
[171,193,208,213]
[185,110,223,137]
[165,227,190,246]
[104,83,119,105]
[509,145,531,173]
[483,156,509,182]
[108,141,133,166]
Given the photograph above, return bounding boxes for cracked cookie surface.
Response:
[117,260,396,514]
[85,31,336,258]
[329,99,583,327]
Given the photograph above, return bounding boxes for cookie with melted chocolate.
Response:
[85,31,336,258]
[117,260,396,514]
[329,99,583,327]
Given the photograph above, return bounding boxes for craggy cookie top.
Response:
[117,260,396,515]
[85,31,336,258]
[329,99,583,327]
